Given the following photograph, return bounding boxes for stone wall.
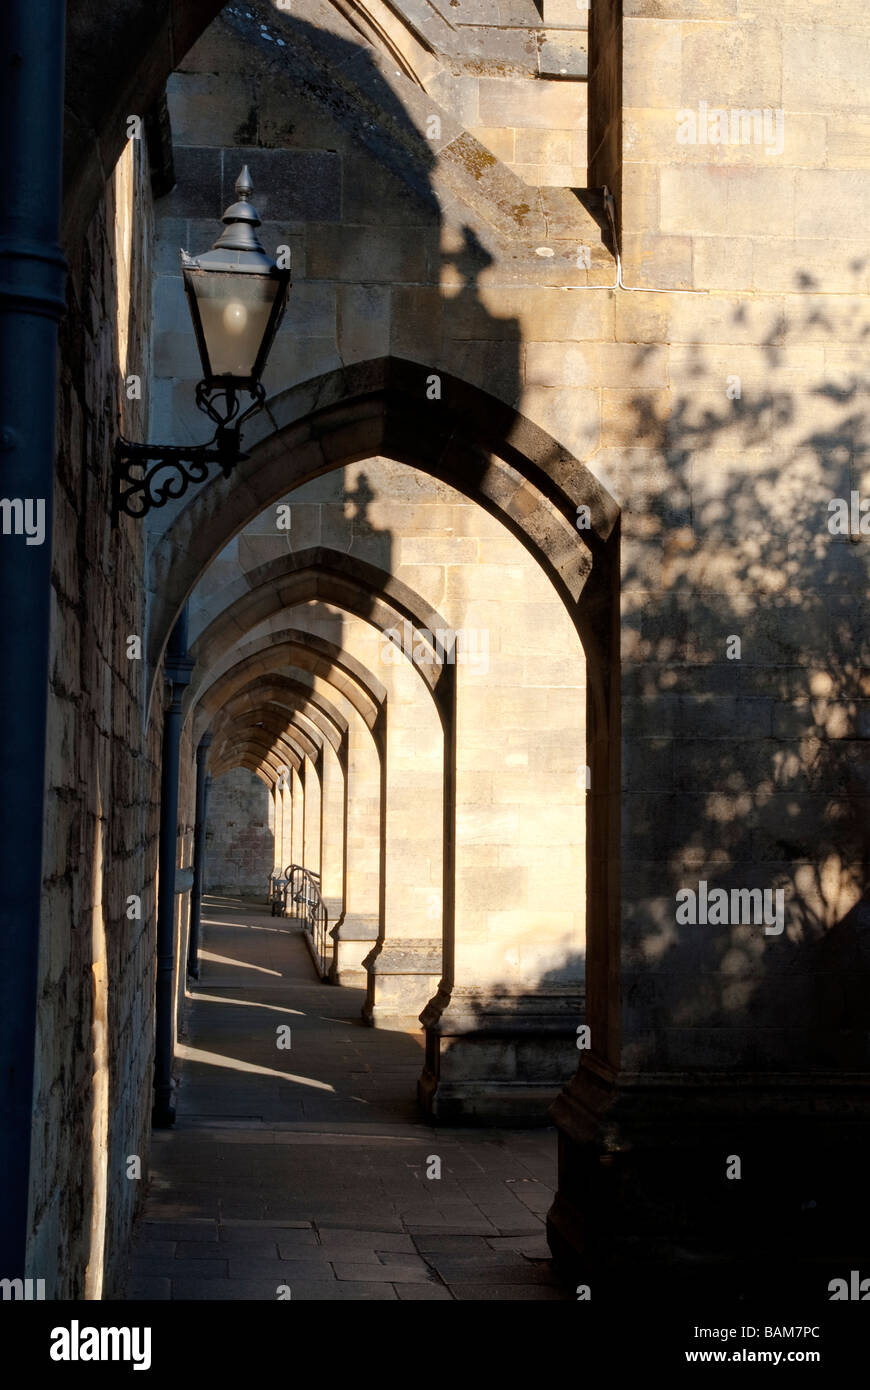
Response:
[144,0,599,1113]
[205,767,275,897]
[548,0,870,1273]
[145,0,608,495]
[444,0,590,189]
[29,138,161,1299]
[39,0,870,1285]
[607,0,870,1074]
[146,0,870,1088]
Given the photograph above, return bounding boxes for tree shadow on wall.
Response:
[608,277,870,1290]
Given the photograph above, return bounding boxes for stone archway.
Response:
[198,669,352,921]
[187,547,455,719]
[209,685,345,756]
[148,360,617,692]
[186,548,457,1027]
[195,672,348,747]
[149,360,620,1089]
[195,633,383,735]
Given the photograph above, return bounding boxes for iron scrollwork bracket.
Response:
[112,381,266,523]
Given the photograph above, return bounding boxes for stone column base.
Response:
[547,1059,870,1297]
[418,985,584,1125]
[361,940,441,1030]
[328,913,378,987]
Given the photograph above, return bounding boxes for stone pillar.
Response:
[419,615,586,1123]
[546,3,870,1285]
[270,782,281,881]
[276,776,289,870]
[330,713,380,987]
[362,647,443,1030]
[290,764,304,867]
[302,755,321,876]
[320,741,345,927]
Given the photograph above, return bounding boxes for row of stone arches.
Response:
[145,361,621,1099]
[6,0,860,1307]
[2,0,631,1295]
[163,391,618,1113]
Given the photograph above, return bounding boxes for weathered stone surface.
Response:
[35,140,161,1299]
[36,0,870,1303]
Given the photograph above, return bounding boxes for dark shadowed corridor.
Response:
[120,897,570,1300]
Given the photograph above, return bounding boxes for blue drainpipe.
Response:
[0,0,67,1273]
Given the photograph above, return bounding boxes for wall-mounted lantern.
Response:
[113,167,290,521]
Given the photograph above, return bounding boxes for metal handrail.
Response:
[286,864,329,976]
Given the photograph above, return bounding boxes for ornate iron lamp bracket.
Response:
[112,381,266,523]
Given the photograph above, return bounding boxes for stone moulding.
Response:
[328,912,379,986]
[419,984,587,1126]
[361,938,443,1030]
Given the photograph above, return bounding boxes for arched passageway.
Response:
[125,893,573,1300]
[15,0,632,1306]
[7,0,867,1320]
[167,419,610,1106]
[150,365,620,1092]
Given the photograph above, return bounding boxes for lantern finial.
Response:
[235,165,254,200]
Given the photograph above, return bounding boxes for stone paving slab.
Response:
[175,1241,243,1259]
[121,897,572,1302]
[169,1278,399,1300]
[414,1233,493,1252]
[127,1277,172,1300]
[227,1257,341,1279]
[449,1283,569,1301]
[424,1254,562,1285]
[133,1256,229,1279]
[486,1235,551,1256]
[396,1284,455,1300]
[332,1261,436,1283]
[142,1220,219,1240]
[277,1243,380,1263]
[135,1239,178,1258]
[314,1228,417,1250]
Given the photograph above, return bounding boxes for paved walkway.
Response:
[121,895,571,1300]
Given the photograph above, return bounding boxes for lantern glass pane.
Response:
[191,270,280,379]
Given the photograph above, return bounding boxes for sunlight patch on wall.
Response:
[84,798,109,1301]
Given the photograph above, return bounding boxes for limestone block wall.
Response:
[30,139,161,1299]
[444,0,591,189]
[147,0,609,486]
[205,766,274,896]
